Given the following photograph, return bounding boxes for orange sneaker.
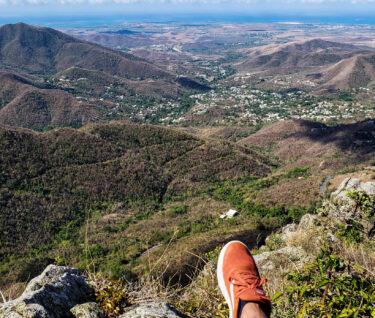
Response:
[217,241,271,318]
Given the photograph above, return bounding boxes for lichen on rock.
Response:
[0,265,94,318]
[70,302,106,318]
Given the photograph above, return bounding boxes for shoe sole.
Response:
[217,240,250,318]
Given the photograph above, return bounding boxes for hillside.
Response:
[0,121,272,285]
[0,23,209,129]
[232,38,375,93]
[0,71,103,129]
[318,53,375,92]
[2,176,374,317]
[237,119,375,207]
[236,39,361,72]
[0,22,166,79]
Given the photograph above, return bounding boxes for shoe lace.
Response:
[230,270,267,295]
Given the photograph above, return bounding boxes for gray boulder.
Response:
[120,302,186,318]
[331,178,375,210]
[0,265,94,318]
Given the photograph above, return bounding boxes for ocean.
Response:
[0,14,375,28]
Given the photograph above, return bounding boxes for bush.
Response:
[347,190,375,218]
[273,247,375,317]
[286,166,310,178]
[150,230,173,244]
[167,204,188,217]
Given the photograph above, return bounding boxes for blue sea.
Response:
[0,14,375,28]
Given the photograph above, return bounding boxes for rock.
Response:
[331,178,375,207]
[327,177,375,234]
[70,302,106,318]
[298,214,320,231]
[360,182,375,196]
[254,177,375,285]
[220,209,239,220]
[254,246,309,273]
[281,223,298,241]
[326,232,340,244]
[0,265,94,318]
[120,302,186,318]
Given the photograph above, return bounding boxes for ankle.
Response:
[240,302,268,318]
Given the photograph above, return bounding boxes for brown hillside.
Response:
[238,119,375,206]
[233,38,375,92]
[0,22,77,74]
[236,38,367,74]
[0,22,208,90]
[319,53,375,91]
[0,89,97,130]
[240,119,375,164]
[0,71,103,129]
[56,67,186,99]
[0,22,167,80]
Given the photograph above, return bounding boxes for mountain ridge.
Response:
[0,22,209,129]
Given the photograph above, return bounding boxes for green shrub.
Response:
[266,234,284,251]
[103,225,118,233]
[167,204,188,217]
[89,245,105,259]
[274,247,375,317]
[150,230,173,244]
[347,190,375,218]
[336,221,363,244]
[286,166,310,179]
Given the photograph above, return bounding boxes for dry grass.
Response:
[0,282,27,304]
[333,242,375,279]
[284,228,321,255]
[177,259,227,317]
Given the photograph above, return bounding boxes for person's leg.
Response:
[217,241,271,318]
[240,302,268,318]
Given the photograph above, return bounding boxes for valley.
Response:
[65,22,375,126]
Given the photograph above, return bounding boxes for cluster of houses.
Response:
[178,85,374,125]
[47,75,374,126]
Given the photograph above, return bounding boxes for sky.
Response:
[1,0,375,23]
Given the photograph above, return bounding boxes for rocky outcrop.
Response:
[119,302,186,318]
[0,264,187,318]
[323,177,375,235]
[255,178,375,277]
[0,265,94,318]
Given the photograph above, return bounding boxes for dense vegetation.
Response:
[0,121,273,285]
